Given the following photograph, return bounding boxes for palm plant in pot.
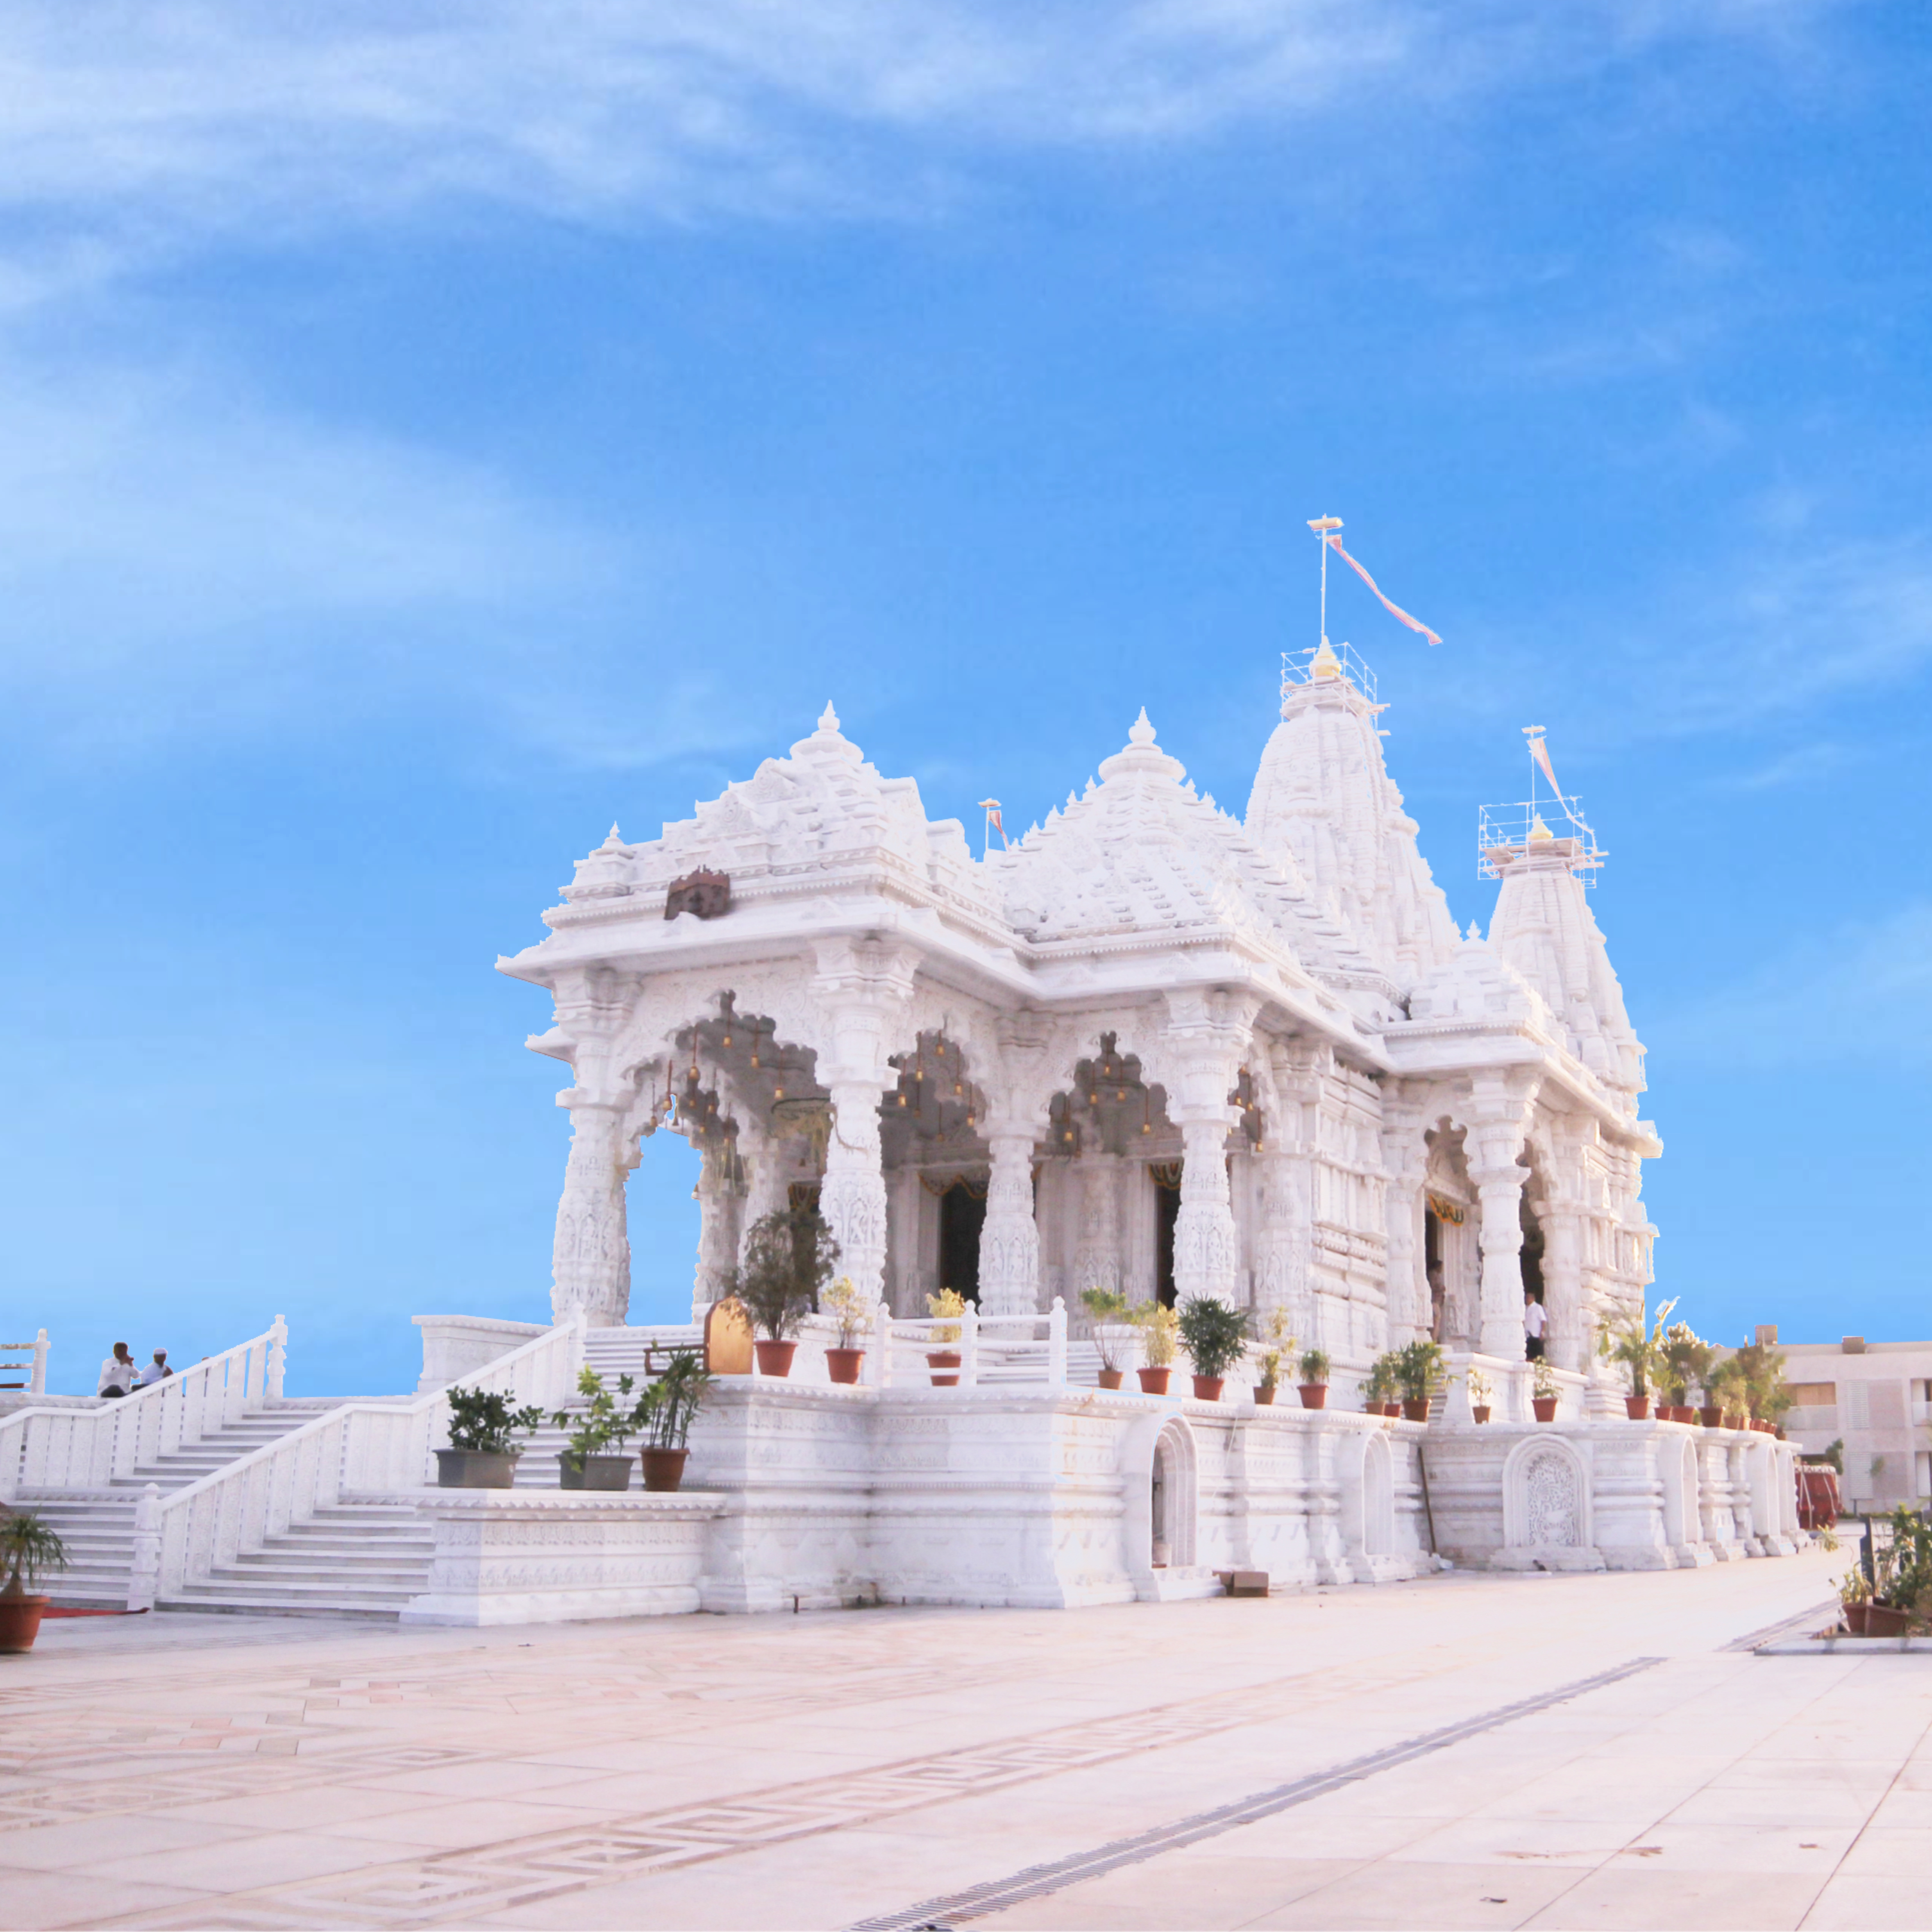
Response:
[738,1202,838,1377]
[821,1275,870,1385]
[551,1365,642,1490]
[1177,1297,1249,1402]
[439,1387,544,1487]
[1530,1354,1560,1421]
[1081,1286,1132,1390]
[1660,1321,1710,1422]
[639,1349,713,1491]
[1253,1310,1294,1406]
[1708,1355,1748,1430]
[1596,1295,1675,1420]
[1395,1339,1446,1422]
[1362,1354,1398,1417]
[1130,1301,1180,1394]
[0,1512,69,1654]
[1297,1347,1330,1410]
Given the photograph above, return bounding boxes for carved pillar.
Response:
[1472,1162,1528,1362]
[821,1080,889,1302]
[551,1099,631,1327]
[1072,1150,1122,1299]
[691,1145,742,1320]
[1174,1122,1239,1303]
[1254,1150,1310,1331]
[979,1131,1042,1317]
[1380,1094,1429,1349]
[1535,1197,1587,1373]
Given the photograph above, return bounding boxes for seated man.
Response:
[97,1343,138,1399]
[134,1349,173,1387]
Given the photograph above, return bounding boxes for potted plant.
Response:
[1530,1355,1559,1422]
[1297,1348,1330,1410]
[1839,1566,1872,1635]
[1596,1295,1675,1420]
[1661,1323,1711,1424]
[1081,1286,1132,1390]
[1732,1335,1792,1436]
[0,1512,68,1655]
[1253,1310,1294,1406]
[639,1349,713,1491]
[736,1203,838,1377]
[1362,1354,1398,1417]
[1395,1339,1445,1423]
[550,1365,640,1490]
[1177,1296,1249,1402]
[438,1386,544,1487]
[822,1275,870,1385]
[925,1288,967,1385]
[1130,1301,1180,1395]
[1464,1365,1493,1424]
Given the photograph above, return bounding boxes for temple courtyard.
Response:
[3,1550,1927,1930]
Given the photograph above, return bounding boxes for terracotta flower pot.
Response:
[1844,1602,1869,1635]
[1192,1375,1226,1403]
[1675,1406,1696,1425]
[1253,1385,1276,1406]
[1382,1401,1403,1418]
[435,1449,519,1489]
[1297,1383,1327,1409]
[1699,1405,1723,1428]
[1532,1396,1558,1422]
[1471,1405,1492,1424]
[754,1339,797,1378]
[927,1350,962,1387]
[826,1347,865,1385]
[639,1448,689,1493]
[1137,1366,1172,1395]
[559,1454,632,1491]
[1096,1368,1124,1390]
[0,1595,48,1655]
[1625,1395,1651,1420]
[1865,1602,1911,1637]
[1401,1398,1431,1423]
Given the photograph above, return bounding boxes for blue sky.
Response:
[4,3,1928,1395]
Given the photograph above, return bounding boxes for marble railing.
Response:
[136,1313,585,1610]
[0,1318,285,1501]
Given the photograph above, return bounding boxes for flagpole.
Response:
[1306,514,1343,650]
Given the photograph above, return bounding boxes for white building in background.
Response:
[1773,1331,1932,1507]
[504,640,1660,1395]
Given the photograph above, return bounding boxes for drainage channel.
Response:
[849,1655,1665,1932]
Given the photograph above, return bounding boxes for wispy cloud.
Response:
[0,3,1831,262]
[1648,901,1932,1069]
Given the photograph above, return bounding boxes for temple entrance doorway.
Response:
[937,1181,986,1306]
[1519,1186,1547,1353]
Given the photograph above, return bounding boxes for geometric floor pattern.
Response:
[4,1551,1928,1930]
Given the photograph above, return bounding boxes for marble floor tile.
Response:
[1802,1871,1932,1930]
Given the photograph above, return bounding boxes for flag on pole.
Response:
[1528,734,1559,793]
[978,798,1008,856]
[1324,535,1442,645]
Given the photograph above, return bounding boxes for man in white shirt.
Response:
[134,1349,173,1387]
[97,1344,137,1398]
[1523,1294,1548,1361]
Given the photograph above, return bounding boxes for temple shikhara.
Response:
[5,633,1809,1625]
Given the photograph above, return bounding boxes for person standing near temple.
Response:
[1523,1292,1548,1362]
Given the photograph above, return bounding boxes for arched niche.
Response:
[878,1030,991,1311]
[1040,1033,1180,1315]
[1502,1435,1593,1552]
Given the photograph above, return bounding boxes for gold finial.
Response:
[1529,812,1554,843]
[1311,636,1343,681]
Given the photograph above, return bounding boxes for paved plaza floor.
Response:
[2,1550,1926,1930]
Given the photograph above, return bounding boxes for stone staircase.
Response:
[159,1502,438,1619]
[32,1408,325,1607]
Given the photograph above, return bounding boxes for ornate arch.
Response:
[1501,1434,1592,1551]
